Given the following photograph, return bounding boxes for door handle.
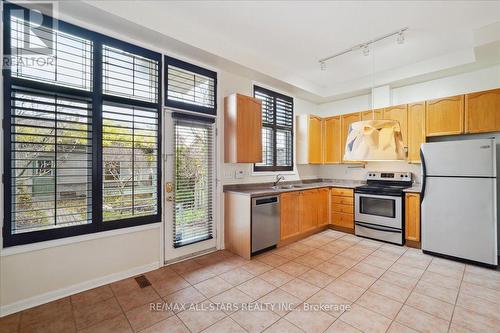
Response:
[165,182,173,193]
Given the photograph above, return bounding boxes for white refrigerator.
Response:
[421,138,498,266]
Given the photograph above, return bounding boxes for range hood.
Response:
[343,120,405,161]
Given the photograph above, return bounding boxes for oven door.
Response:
[355,193,402,229]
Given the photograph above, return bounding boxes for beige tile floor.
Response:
[1,229,500,333]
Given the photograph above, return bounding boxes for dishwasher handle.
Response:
[253,196,279,206]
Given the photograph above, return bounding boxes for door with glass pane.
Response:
[164,112,216,262]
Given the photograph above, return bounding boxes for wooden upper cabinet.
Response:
[280,191,301,240]
[465,88,500,134]
[407,102,425,163]
[405,193,421,244]
[324,116,341,164]
[361,109,383,121]
[224,94,262,163]
[341,112,361,163]
[296,115,324,164]
[425,95,464,137]
[308,116,323,164]
[383,104,408,145]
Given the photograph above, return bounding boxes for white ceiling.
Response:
[79,1,500,101]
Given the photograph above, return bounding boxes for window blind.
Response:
[173,114,215,247]
[103,45,159,103]
[254,86,294,171]
[102,103,159,221]
[166,56,217,115]
[10,88,92,234]
[10,15,93,91]
[3,3,161,247]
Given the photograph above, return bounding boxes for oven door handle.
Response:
[355,222,401,233]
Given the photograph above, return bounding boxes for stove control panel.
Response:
[366,171,412,181]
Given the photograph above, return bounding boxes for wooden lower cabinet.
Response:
[405,193,421,248]
[280,191,302,240]
[280,188,330,240]
[331,188,354,230]
[301,190,319,232]
[317,188,330,226]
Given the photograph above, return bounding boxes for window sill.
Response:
[250,170,297,177]
[0,222,161,257]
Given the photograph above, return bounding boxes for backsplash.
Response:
[221,163,318,185]
[222,161,422,185]
[315,161,422,184]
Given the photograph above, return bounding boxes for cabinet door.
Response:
[361,109,383,121]
[465,88,500,134]
[426,95,464,136]
[331,212,354,229]
[383,104,408,144]
[280,191,301,240]
[308,116,323,164]
[237,95,263,162]
[405,193,421,242]
[341,112,361,163]
[300,190,318,232]
[317,188,330,226]
[407,102,425,163]
[324,116,341,164]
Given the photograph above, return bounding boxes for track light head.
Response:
[397,31,405,44]
[362,45,370,56]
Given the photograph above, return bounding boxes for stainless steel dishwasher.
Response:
[251,195,280,254]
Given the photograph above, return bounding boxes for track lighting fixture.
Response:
[318,27,408,70]
[362,45,370,56]
[397,31,405,44]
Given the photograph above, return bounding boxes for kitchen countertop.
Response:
[403,184,422,193]
[223,179,366,197]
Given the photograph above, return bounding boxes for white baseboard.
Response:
[0,261,161,317]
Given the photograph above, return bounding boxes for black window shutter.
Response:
[165,56,217,115]
[253,86,294,172]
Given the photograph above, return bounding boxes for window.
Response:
[102,103,159,221]
[253,86,294,172]
[165,56,217,115]
[9,12,93,90]
[166,56,217,248]
[3,4,161,247]
[103,45,159,103]
[172,113,215,247]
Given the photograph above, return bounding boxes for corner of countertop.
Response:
[404,183,422,193]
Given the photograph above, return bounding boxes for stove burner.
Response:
[355,171,413,196]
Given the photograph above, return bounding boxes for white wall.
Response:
[0,226,161,315]
[314,64,500,184]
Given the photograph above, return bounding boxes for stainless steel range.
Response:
[354,171,412,245]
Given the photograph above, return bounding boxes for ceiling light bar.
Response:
[318,27,408,65]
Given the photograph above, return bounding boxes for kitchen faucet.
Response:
[273,174,285,187]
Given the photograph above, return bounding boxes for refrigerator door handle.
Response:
[420,148,427,203]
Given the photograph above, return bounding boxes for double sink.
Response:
[270,184,310,190]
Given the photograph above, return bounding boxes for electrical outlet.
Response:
[235,170,245,179]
